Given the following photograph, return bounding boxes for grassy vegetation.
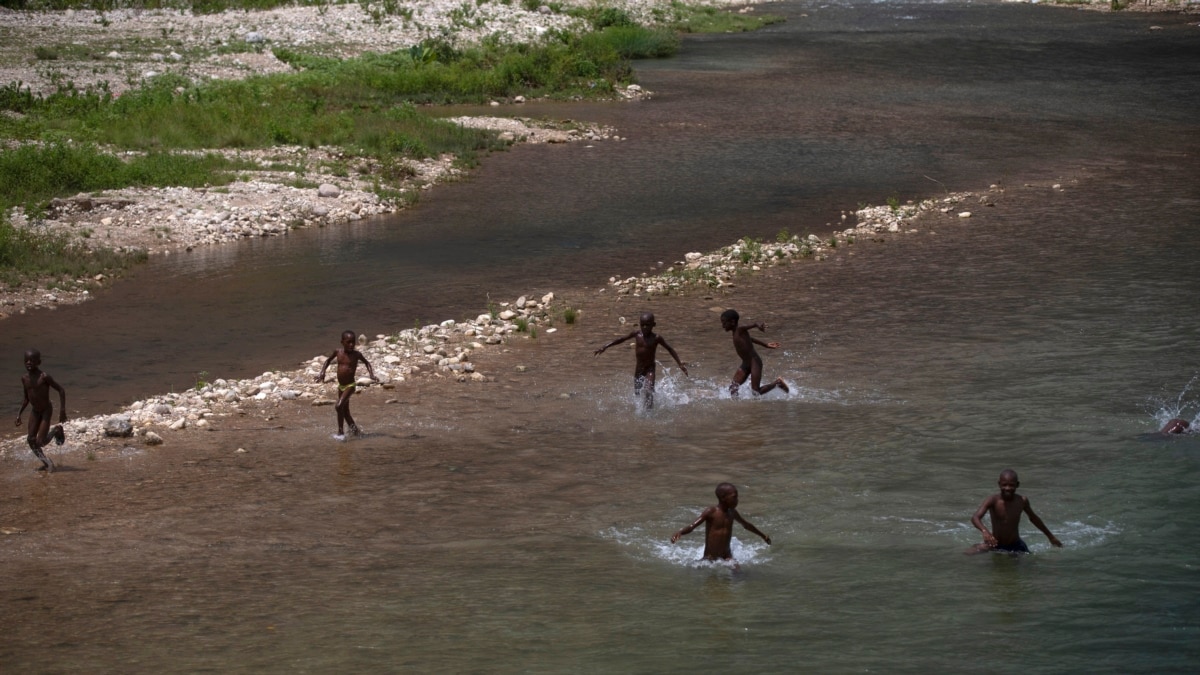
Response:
[0,217,147,287]
[0,0,782,289]
[0,143,239,284]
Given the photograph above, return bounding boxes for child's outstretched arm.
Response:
[671,508,712,543]
[752,337,781,349]
[971,497,998,547]
[47,375,67,423]
[594,331,637,356]
[734,510,772,544]
[14,385,28,426]
[315,351,337,383]
[1023,499,1063,548]
[359,352,379,381]
[659,337,688,376]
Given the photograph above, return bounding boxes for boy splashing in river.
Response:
[671,482,771,563]
[15,349,67,472]
[967,469,1063,554]
[593,311,688,409]
[721,309,789,399]
[315,330,378,441]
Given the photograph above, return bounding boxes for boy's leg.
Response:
[750,358,788,395]
[26,410,55,470]
[335,390,352,435]
[31,408,52,447]
[730,366,749,399]
[53,424,65,445]
[338,388,360,435]
[26,437,54,472]
[643,372,656,409]
[749,358,765,394]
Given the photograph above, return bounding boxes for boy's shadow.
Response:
[41,465,86,473]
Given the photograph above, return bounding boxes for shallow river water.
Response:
[3,0,1199,672]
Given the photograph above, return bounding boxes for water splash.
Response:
[603,525,771,568]
[941,519,1119,551]
[1146,373,1200,431]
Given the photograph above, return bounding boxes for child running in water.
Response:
[720,309,789,399]
[15,349,67,472]
[671,482,771,562]
[315,330,378,441]
[593,311,688,409]
[967,469,1063,554]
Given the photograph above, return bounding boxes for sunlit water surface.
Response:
[2,0,1199,671]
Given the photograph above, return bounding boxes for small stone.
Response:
[104,416,134,438]
[143,431,164,445]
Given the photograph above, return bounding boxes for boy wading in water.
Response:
[671,482,771,563]
[315,330,378,441]
[720,309,789,399]
[15,349,67,472]
[593,312,688,409]
[967,469,1063,554]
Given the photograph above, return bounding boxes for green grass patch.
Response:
[0,214,147,287]
[0,142,249,215]
[663,2,786,34]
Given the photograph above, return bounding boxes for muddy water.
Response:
[3,0,1200,672]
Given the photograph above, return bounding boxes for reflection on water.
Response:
[3,0,1200,671]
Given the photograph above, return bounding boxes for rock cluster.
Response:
[3,293,568,454]
[604,191,981,298]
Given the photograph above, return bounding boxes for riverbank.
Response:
[3,0,716,317]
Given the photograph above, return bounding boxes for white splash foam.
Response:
[603,525,771,568]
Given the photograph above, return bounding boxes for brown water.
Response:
[3,1,1200,671]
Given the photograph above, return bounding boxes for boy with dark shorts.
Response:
[15,349,67,472]
[671,482,771,562]
[593,311,688,409]
[720,309,789,399]
[967,469,1063,554]
[315,330,378,441]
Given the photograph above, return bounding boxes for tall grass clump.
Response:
[579,26,679,60]
[0,214,146,287]
[665,1,786,33]
[0,142,247,214]
[0,143,235,284]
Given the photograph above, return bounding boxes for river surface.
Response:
[3,0,1199,671]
